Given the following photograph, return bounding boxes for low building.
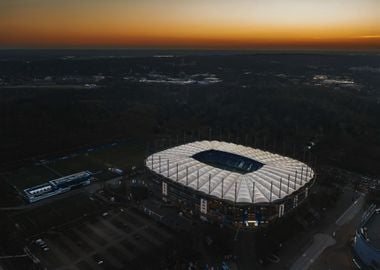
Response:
[24,171,92,203]
[353,204,380,269]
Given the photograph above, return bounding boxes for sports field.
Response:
[5,139,147,192]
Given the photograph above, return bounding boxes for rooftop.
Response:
[24,183,54,196]
[365,210,380,250]
[49,171,92,186]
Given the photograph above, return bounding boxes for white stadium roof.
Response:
[146,141,314,204]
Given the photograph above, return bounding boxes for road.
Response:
[335,194,364,226]
[290,193,365,270]
[290,234,336,270]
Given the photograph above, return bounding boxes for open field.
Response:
[87,140,147,171]
[47,155,104,176]
[4,165,59,190]
[5,139,147,192]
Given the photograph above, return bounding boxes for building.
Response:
[368,182,380,204]
[353,204,380,269]
[24,171,92,203]
[145,141,315,229]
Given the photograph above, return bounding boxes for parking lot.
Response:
[32,206,176,270]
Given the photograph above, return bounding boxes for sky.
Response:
[0,0,379,50]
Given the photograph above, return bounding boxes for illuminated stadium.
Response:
[145,141,315,228]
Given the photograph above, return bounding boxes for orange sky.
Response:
[0,0,379,50]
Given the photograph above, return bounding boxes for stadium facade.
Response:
[145,141,315,228]
[24,171,92,203]
[353,204,380,269]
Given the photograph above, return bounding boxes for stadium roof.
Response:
[146,141,314,204]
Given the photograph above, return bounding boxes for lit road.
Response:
[290,193,365,270]
[335,194,365,226]
[290,233,336,270]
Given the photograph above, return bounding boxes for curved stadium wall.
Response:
[145,141,315,228]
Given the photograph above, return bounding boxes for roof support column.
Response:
[167,160,169,177]
[176,163,179,182]
[269,181,273,202]
[159,156,161,173]
[221,177,224,199]
[252,181,255,203]
[186,166,189,185]
[197,170,199,189]
[234,181,238,203]
[208,174,212,194]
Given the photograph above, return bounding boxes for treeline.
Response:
[0,53,379,176]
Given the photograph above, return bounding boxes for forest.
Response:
[0,52,380,176]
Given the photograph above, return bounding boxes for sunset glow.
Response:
[1,0,379,50]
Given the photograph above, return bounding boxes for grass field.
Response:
[88,140,147,171]
[6,139,147,191]
[5,165,59,190]
[47,155,104,176]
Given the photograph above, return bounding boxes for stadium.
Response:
[145,141,315,229]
